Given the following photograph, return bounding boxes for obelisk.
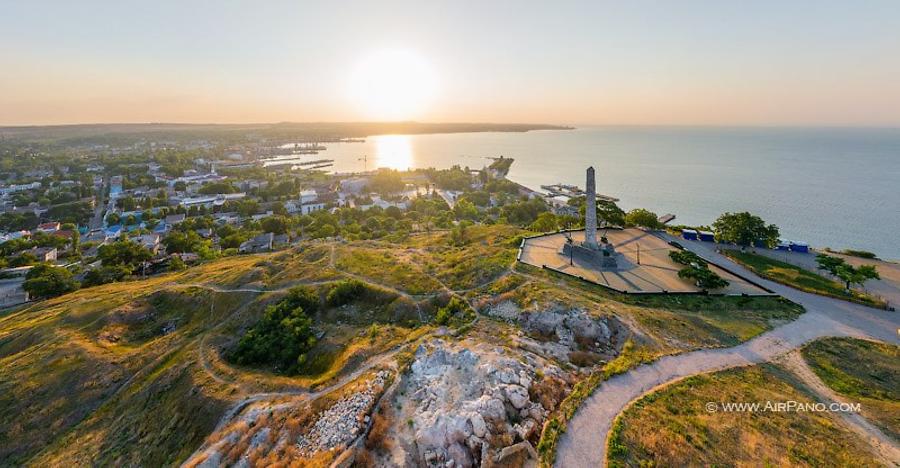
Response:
[584,166,598,249]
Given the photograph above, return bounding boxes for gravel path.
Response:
[555,238,900,468]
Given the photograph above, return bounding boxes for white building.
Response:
[301,202,326,215]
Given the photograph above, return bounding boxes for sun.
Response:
[349,49,437,121]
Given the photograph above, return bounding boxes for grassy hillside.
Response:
[607,364,880,467]
[802,337,899,440]
[0,225,806,466]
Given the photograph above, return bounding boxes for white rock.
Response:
[503,384,530,409]
[469,413,487,438]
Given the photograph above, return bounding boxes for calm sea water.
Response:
[295,127,900,259]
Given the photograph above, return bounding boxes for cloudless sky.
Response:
[2,1,899,126]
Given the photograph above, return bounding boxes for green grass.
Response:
[334,246,443,295]
[607,364,879,467]
[723,250,886,308]
[802,337,899,440]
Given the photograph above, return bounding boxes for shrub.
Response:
[668,250,707,267]
[229,286,320,373]
[433,297,474,327]
[677,266,729,289]
[325,279,368,307]
[840,249,877,259]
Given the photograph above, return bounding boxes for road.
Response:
[89,178,107,230]
[555,236,900,467]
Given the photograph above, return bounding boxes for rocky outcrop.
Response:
[399,339,564,467]
[483,301,625,366]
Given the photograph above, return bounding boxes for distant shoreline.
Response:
[0,122,574,143]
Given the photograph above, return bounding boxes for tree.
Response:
[368,169,406,194]
[712,212,779,248]
[450,221,471,246]
[163,230,205,253]
[98,240,152,271]
[237,200,260,218]
[453,199,479,221]
[625,208,661,229]
[8,252,37,267]
[261,215,290,235]
[105,212,120,225]
[24,264,79,299]
[168,255,187,271]
[835,264,880,291]
[82,265,131,287]
[198,181,238,194]
[815,254,846,276]
[529,212,560,232]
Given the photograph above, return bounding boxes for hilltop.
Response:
[0,224,800,467]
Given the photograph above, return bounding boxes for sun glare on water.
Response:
[349,49,437,120]
[373,134,413,170]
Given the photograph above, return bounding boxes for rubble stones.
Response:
[296,371,389,457]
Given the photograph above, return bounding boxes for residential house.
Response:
[165,213,186,225]
[138,234,162,255]
[273,233,290,248]
[301,202,326,215]
[37,222,61,232]
[31,247,58,262]
[239,233,273,253]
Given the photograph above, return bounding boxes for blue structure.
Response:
[790,241,809,253]
[682,229,698,241]
[698,230,716,242]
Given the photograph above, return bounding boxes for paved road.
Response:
[555,236,900,467]
[89,179,107,230]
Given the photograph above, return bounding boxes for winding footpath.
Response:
[555,239,900,467]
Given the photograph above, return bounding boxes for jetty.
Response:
[540,183,619,203]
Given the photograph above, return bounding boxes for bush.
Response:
[841,249,877,259]
[229,286,320,374]
[678,265,729,289]
[325,279,368,307]
[668,250,707,267]
[434,296,474,327]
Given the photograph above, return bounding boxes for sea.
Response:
[280,126,900,260]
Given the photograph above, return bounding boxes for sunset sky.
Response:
[2,1,899,126]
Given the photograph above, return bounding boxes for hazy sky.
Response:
[2,1,899,126]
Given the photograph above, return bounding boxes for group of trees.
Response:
[229,286,320,374]
[23,264,79,299]
[712,212,780,248]
[816,254,880,291]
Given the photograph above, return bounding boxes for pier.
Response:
[540,183,619,203]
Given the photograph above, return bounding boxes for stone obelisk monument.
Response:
[584,166,599,249]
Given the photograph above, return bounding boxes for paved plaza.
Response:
[520,229,768,295]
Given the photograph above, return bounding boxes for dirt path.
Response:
[776,351,900,465]
[555,240,900,468]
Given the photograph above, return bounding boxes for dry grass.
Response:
[607,364,879,467]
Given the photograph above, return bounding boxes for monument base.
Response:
[561,242,619,269]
